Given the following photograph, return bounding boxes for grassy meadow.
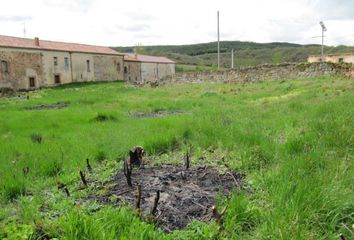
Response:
[0,76,353,239]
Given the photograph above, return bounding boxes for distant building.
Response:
[124,54,175,84]
[308,53,354,64]
[0,35,124,90]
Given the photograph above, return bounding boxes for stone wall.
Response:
[0,49,43,89]
[124,61,141,84]
[158,62,352,85]
[1,47,124,90]
[93,55,124,81]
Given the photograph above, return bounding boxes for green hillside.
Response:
[113,41,354,69]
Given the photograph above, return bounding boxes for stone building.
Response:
[0,35,124,90]
[124,54,175,84]
[308,53,354,64]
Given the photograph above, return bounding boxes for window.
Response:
[64,57,69,69]
[54,74,61,84]
[124,66,128,74]
[29,77,35,88]
[338,58,344,63]
[117,63,121,72]
[86,60,91,72]
[54,57,58,66]
[1,61,9,73]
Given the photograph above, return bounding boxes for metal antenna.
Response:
[217,11,220,70]
[319,21,327,62]
[23,22,26,38]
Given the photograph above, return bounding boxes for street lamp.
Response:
[319,21,327,62]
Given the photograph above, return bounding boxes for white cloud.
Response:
[0,0,353,46]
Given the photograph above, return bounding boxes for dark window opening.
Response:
[124,66,128,74]
[54,74,61,84]
[29,77,35,88]
[339,58,344,63]
[117,63,121,72]
[1,61,9,73]
[64,57,69,69]
[86,60,91,72]
[54,57,58,66]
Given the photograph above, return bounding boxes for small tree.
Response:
[272,52,283,64]
[133,44,146,55]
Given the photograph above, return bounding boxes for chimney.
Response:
[34,37,40,47]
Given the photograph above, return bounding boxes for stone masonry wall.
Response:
[0,50,43,90]
[158,62,352,85]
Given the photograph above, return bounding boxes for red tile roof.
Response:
[0,35,123,55]
[124,54,175,64]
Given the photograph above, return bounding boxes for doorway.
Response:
[29,77,35,88]
[54,74,61,84]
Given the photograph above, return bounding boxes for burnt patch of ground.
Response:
[25,102,69,110]
[89,165,243,232]
[130,110,185,118]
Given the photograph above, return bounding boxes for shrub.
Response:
[30,133,43,144]
[93,113,116,122]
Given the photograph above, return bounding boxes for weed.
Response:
[93,113,117,122]
[30,133,43,144]
[95,151,107,163]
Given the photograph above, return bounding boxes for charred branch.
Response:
[135,184,142,210]
[79,171,87,186]
[150,190,160,216]
[63,186,70,197]
[86,158,92,173]
[124,160,132,187]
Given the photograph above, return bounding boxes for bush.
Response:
[30,133,43,144]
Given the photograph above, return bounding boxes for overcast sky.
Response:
[0,0,353,47]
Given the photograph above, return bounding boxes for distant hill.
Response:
[112,41,354,68]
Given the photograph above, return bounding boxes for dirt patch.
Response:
[25,102,69,110]
[130,110,185,118]
[89,165,243,232]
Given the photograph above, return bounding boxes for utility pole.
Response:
[231,49,234,69]
[217,11,220,70]
[320,21,327,62]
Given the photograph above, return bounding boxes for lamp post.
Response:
[319,21,327,62]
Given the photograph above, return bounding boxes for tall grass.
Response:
[0,76,353,239]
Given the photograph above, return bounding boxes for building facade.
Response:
[0,35,124,90]
[308,53,354,64]
[124,54,175,84]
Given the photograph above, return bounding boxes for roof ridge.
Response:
[0,34,123,55]
[0,34,111,49]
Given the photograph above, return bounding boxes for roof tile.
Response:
[0,35,122,55]
[124,54,175,64]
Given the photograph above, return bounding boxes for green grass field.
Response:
[0,76,353,239]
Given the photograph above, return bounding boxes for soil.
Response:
[25,102,69,110]
[89,165,243,232]
[130,110,185,118]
